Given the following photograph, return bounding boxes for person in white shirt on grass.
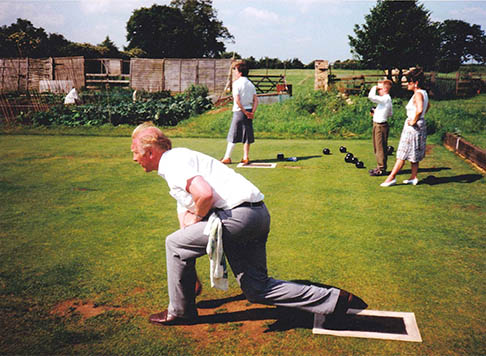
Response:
[221,61,258,165]
[130,122,368,326]
[368,79,393,176]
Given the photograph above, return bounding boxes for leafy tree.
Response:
[125,4,193,58]
[258,57,283,69]
[170,0,233,57]
[220,51,241,59]
[286,58,305,69]
[333,59,364,70]
[64,42,110,59]
[0,18,49,57]
[349,0,439,81]
[244,56,258,69]
[98,36,120,58]
[436,20,486,72]
[123,47,147,58]
[46,33,71,57]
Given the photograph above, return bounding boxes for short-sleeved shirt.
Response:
[232,77,256,112]
[158,148,264,214]
[368,86,393,124]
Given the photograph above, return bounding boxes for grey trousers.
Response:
[165,203,340,318]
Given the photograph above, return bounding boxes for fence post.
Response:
[314,60,329,91]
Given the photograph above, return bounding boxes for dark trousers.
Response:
[372,122,389,171]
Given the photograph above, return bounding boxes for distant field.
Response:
[250,68,486,95]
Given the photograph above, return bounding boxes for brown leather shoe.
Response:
[240,158,250,165]
[149,309,196,325]
[333,290,368,316]
[221,157,232,164]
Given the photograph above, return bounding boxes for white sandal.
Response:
[403,178,419,185]
[380,179,396,187]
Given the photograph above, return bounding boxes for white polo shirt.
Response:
[368,86,393,123]
[232,76,256,112]
[158,148,264,214]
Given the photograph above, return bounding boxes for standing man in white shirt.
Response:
[368,80,393,176]
[130,122,367,326]
[221,61,259,165]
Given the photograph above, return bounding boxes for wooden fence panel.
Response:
[214,59,232,94]
[1,57,233,94]
[163,58,232,94]
[28,58,52,91]
[0,58,28,92]
[53,57,85,89]
[130,58,164,92]
[163,59,180,93]
[198,59,216,93]
[180,59,198,92]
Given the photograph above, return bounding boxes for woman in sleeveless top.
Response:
[381,68,430,187]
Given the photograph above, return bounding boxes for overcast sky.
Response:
[1,0,486,64]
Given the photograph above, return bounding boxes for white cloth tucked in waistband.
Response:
[204,213,228,291]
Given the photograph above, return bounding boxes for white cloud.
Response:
[450,6,486,22]
[242,7,281,23]
[79,0,120,14]
[78,0,157,15]
[281,0,344,14]
[0,3,65,30]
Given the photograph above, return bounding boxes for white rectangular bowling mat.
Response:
[313,309,422,342]
[237,162,277,168]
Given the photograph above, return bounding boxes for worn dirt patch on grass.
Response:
[50,300,117,320]
[153,294,314,352]
[50,295,309,351]
[51,295,153,322]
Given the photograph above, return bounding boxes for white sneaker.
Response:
[380,179,396,187]
[403,178,419,185]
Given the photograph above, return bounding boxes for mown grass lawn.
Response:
[0,134,484,355]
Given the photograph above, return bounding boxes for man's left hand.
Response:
[182,211,203,227]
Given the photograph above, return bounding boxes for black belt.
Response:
[237,201,264,208]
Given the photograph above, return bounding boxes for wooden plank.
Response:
[130,58,164,92]
[444,132,486,170]
[53,56,85,89]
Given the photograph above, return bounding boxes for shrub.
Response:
[430,78,456,100]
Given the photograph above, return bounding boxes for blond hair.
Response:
[132,122,172,153]
[382,79,392,89]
